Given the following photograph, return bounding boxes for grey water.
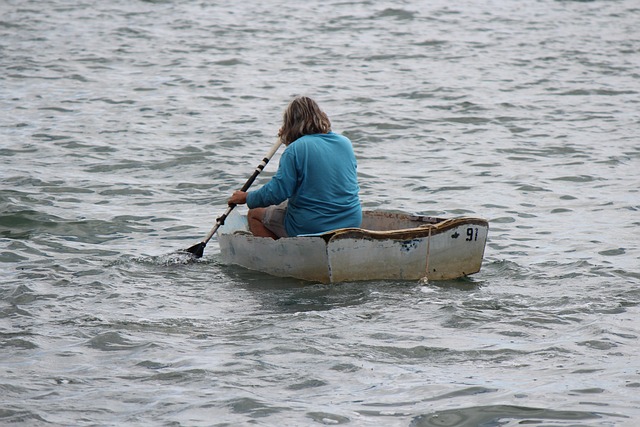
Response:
[1,0,639,425]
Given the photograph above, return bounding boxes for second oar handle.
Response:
[202,139,284,245]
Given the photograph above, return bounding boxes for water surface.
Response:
[1,0,639,425]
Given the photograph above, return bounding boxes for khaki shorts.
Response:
[262,201,288,238]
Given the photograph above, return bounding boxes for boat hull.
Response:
[217,210,488,283]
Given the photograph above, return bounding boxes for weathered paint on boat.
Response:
[217,210,489,283]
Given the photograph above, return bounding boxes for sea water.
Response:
[1,0,639,425]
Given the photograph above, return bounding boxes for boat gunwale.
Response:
[321,217,489,242]
[223,214,489,243]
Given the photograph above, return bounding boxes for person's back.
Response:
[283,132,361,235]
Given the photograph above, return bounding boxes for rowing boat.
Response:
[217,209,488,283]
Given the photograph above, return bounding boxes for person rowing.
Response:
[228,96,362,238]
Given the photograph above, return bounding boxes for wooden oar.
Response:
[184,139,283,258]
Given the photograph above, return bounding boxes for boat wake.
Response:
[106,251,203,268]
[138,251,201,266]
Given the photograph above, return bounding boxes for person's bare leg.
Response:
[247,208,278,238]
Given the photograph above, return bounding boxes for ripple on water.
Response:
[86,331,154,352]
[0,338,39,350]
[0,410,48,425]
[410,405,619,427]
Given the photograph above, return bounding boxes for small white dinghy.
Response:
[217,210,488,283]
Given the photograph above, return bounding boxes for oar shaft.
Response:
[200,139,283,246]
[202,206,232,244]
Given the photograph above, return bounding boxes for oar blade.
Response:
[184,242,206,258]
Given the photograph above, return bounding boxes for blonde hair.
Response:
[279,96,332,145]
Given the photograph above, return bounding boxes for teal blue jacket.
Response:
[246,132,362,236]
